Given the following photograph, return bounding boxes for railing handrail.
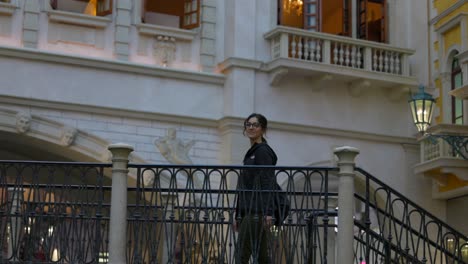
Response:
[263,25,416,54]
[129,163,339,171]
[0,159,112,167]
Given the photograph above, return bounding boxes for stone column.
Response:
[23,0,40,48]
[334,146,359,264]
[200,0,217,72]
[108,143,133,264]
[114,0,131,60]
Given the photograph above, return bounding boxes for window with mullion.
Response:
[451,57,463,125]
[142,0,200,29]
[278,0,388,42]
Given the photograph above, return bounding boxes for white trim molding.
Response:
[0,1,16,15]
[136,23,198,41]
[0,45,225,85]
[47,9,112,28]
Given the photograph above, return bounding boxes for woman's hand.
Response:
[264,215,273,227]
[233,220,238,232]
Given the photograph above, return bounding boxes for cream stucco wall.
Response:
[0,0,454,227]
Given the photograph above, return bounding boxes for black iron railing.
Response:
[354,168,468,264]
[126,164,337,264]
[0,161,112,264]
[1,160,467,264]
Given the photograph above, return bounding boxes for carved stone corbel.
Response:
[386,85,410,102]
[154,35,176,67]
[269,68,288,86]
[348,80,371,97]
[309,74,333,92]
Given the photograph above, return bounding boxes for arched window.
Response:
[451,56,463,124]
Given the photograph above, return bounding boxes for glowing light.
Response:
[283,0,303,16]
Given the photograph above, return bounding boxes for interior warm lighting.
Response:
[52,248,60,261]
[409,85,435,133]
[99,252,109,263]
[84,0,97,16]
[283,0,303,16]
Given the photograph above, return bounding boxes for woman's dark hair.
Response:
[243,113,268,141]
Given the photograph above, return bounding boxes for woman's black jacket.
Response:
[236,142,278,218]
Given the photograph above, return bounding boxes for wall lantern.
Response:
[409,84,468,159]
[409,84,435,133]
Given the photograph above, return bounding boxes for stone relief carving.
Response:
[152,128,203,205]
[154,36,176,67]
[15,112,32,133]
[60,127,77,146]
[154,128,195,165]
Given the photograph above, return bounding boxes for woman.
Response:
[235,113,278,264]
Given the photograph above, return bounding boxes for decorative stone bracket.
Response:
[154,35,176,67]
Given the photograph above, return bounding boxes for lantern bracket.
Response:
[425,133,468,160]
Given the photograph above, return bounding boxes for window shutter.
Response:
[182,0,200,29]
[303,0,320,31]
[97,0,112,16]
[358,0,368,40]
[342,0,351,36]
[380,0,387,42]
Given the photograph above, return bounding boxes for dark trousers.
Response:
[237,214,271,264]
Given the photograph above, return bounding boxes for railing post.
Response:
[334,146,360,264]
[364,47,373,71]
[323,40,331,64]
[401,54,409,76]
[279,32,289,58]
[320,196,338,264]
[108,143,134,264]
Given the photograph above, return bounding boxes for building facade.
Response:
[414,0,468,235]
[0,0,465,242]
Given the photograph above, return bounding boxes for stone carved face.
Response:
[16,113,31,133]
[61,127,77,146]
[167,128,176,139]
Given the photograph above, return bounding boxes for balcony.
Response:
[264,26,418,95]
[414,123,468,199]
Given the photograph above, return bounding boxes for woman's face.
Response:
[244,117,263,143]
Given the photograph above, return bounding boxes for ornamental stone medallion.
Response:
[154,36,176,67]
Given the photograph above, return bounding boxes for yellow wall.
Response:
[443,26,461,54]
[439,175,468,192]
[434,0,463,15]
[431,1,468,192]
[434,3,468,28]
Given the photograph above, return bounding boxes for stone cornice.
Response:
[136,23,198,41]
[434,12,468,34]
[0,45,225,85]
[0,2,16,15]
[48,9,112,28]
[218,117,417,145]
[263,58,418,87]
[0,97,417,145]
[0,95,219,128]
[430,0,468,26]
